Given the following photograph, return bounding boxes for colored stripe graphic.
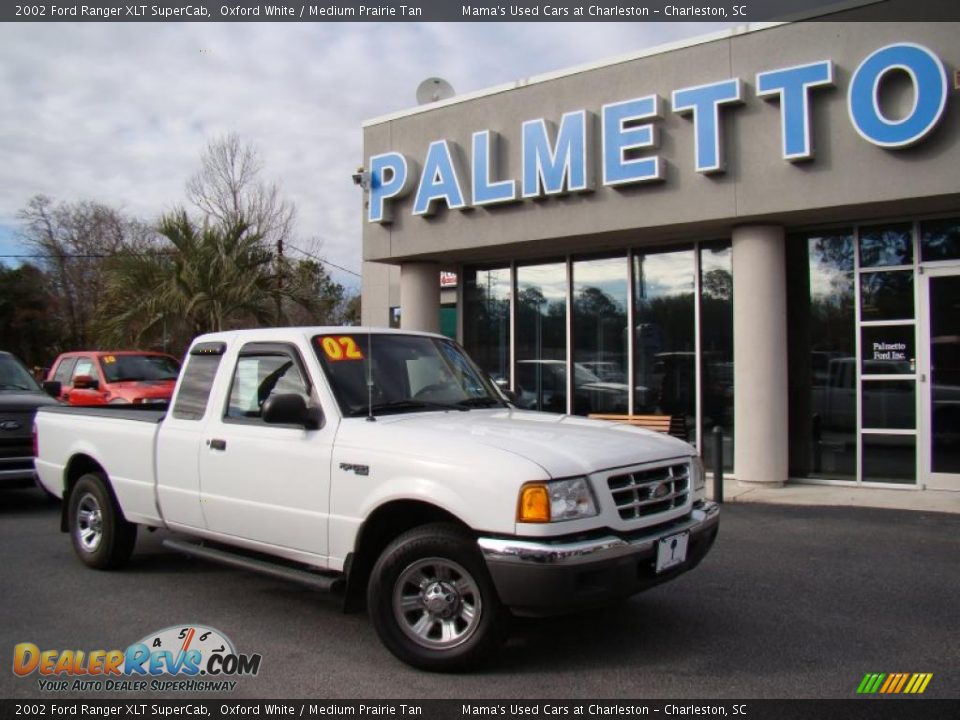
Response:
[857,672,933,694]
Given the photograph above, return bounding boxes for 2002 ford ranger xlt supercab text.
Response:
[35,327,719,671]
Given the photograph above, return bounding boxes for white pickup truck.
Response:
[35,328,719,671]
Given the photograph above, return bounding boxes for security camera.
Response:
[352,169,370,189]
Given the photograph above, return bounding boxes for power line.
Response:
[285,243,361,278]
[1,247,362,278]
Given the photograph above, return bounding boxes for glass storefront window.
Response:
[515,262,568,413]
[633,248,696,444]
[861,380,916,429]
[920,217,960,262]
[859,223,913,268]
[572,256,628,415]
[860,325,915,375]
[700,241,734,472]
[463,267,511,388]
[860,270,914,321]
[929,274,960,474]
[861,434,916,484]
[787,230,857,481]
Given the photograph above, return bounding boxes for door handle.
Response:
[208,439,227,451]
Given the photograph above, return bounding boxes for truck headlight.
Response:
[691,456,706,496]
[517,477,598,523]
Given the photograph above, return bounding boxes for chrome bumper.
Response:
[477,501,720,566]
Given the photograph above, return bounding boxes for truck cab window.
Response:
[226,354,309,421]
[172,354,223,420]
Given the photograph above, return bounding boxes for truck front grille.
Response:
[0,438,31,460]
[607,463,690,521]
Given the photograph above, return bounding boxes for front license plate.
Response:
[655,532,689,573]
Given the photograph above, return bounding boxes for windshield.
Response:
[313,333,505,417]
[0,354,42,392]
[99,354,181,383]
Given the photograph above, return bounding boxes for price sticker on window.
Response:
[318,336,364,362]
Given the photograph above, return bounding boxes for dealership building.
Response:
[359,20,959,492]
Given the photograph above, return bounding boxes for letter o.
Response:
[848,43,948,148]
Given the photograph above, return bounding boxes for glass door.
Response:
[921,268,960,490]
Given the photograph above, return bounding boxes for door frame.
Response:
[919,263,960,491]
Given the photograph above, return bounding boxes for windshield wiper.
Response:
[364,399,469,416]
[457,397,504,408]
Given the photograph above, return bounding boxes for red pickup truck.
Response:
[45,351,181,406]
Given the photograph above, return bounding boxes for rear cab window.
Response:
[52,357,77,384]
[172,342,226,421]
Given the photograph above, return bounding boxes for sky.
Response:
[0,21,741,290]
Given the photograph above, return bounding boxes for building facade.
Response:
[360,21,960,491]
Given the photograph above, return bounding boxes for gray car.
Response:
[0,352,59,487]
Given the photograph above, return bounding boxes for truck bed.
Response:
[35,404,165,525]
[39,405,166,423]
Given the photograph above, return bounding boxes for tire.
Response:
[367,523,508,672]
[67,472,137,570]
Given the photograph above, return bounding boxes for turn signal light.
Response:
[517,484,550,523]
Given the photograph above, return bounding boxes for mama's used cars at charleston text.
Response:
[35,327,718,671]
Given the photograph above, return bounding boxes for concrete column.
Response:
[732,225,789,486]
[400,262,440,333]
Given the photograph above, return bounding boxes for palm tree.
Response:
[98,210,301,353]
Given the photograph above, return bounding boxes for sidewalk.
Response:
[706,478,960,515]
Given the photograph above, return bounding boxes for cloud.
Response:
[0,21,738,286]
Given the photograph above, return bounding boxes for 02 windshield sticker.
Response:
[318,336,365,362]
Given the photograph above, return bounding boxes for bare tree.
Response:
[17,195,149,349]
[186,133,296,253]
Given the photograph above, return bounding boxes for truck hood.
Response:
[0,390,59,411]
[341,409,694,478]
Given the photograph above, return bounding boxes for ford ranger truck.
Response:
[35,328,719,671]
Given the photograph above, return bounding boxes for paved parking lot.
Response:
[2,487,957,699]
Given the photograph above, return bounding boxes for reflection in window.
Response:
[862,434,915,484]
[572,256,628,415]
[463,267,511,389]
[227,354,308,421]
[920,217,960,262]
[860,271,914,321]
[859,223,913,267]
[930,274,960,473]
[516,263,568,413]
[633,248,696,444]
[700,241,733,471]
[860,325,915,375]
[861,380,915,430]
[787,230,856,481]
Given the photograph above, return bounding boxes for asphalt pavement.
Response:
[1,487,957,700]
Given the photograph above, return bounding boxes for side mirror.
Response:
[43,381,62,398]
[262,394,323,430]
[502,389,518,403]
[73,375,99,391]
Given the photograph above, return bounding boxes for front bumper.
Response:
[478,501,719,616]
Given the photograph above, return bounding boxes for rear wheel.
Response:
[367,523,507,672]
[68,472,136,570]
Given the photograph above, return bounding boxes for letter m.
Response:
[522,110,594,197]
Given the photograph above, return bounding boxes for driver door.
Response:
[198,342,332,561]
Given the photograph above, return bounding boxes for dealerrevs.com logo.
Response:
[13,625,262,692]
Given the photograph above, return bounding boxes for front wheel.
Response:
[367,523,508,671]
[67,472,137,570]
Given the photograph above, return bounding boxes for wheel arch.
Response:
[342,500,471,613]
[60,454,109,532]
